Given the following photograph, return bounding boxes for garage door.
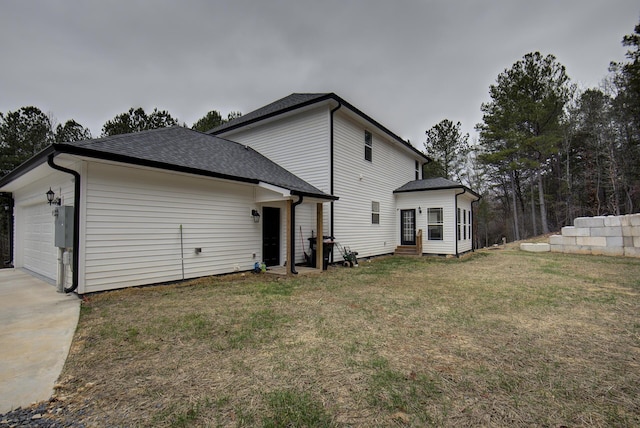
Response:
[22,203,57,280]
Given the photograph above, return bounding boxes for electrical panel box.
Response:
[54,206,74,248]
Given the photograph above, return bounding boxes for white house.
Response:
[0,93,479,294]
[0,127,336,294]
[210,93,480,259]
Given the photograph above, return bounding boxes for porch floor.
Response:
[264,266,323,276]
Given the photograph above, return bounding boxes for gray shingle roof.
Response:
[394,177,480,198]
[53,126,335,199]
[210,93,331,134]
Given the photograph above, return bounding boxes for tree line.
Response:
[0,107,242,177]
[1,20,638,255]
[424,20,640,246]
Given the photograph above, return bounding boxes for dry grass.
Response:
[51,248,640,427]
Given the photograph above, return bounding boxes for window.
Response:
[415,160,420,180]
[457,208,461,241]
[427,208,443,240]
[463,209,467,240]
[364,130,372,162]
[371,201,380,224]
[468,209,472,240]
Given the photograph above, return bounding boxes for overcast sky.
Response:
[1,1,638,149]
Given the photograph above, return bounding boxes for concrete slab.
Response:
[0,269,80,414]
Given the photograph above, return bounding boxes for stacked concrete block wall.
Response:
[549,214,640,258]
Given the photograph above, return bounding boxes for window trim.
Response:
[463,209,467,240]
[427,207,444,241]
[371,201,380,224]
[364,130,372,162]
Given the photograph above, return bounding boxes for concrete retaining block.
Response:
[596,246,625,256]
[520,243,550,252]
[624,247,640,257]
[623,226,640,236]
[577,236,607,247]
[590,226,623,237]
[558,236,577,246]
[574,216,605,228]
[562,245,592,255]
[549,235,564,245]
[604,216,622,227]
[554,213,640,258]
[561,226,590,237]
[606,237,624,247]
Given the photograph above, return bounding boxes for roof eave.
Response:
[394,185,481,199]
[290,189,339,201]
[335,96,429,161]
[0,145,55,189]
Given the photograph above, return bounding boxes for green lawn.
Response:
[52,248,640,427]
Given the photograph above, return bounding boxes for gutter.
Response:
[329,102,341,263]
[54,144,261,187]
[58,145,339,202]
[290,195,304,274]
[454,188,466,258]
[47,153,80,293]
[0,146,55,188]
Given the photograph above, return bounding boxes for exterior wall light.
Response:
[251,209,261,223]
[46,187,61,206]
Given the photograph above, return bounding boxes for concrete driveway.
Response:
[0,269,80,414]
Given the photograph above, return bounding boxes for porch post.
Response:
[316,203,323,271]
[286,199,292,276]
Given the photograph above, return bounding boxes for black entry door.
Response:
[401,209,416,245]
[262,207,280,266]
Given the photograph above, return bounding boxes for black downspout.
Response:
[471,197,482,252]
[9,197,13,267]
[329,102,341,263]
[454,188,466,258]
[290,195,304,275]
[47,153,80,293]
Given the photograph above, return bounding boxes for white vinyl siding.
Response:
[219,107,330,193]
[396,189,476,255]
[333,113,418,257]
[12,171,76,282]
[82,162,262,293]
[396,190,456,255]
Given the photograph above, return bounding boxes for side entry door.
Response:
[262,207,280,266]
[400,209,416,246]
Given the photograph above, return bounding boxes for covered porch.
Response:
[256,182,337,275]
